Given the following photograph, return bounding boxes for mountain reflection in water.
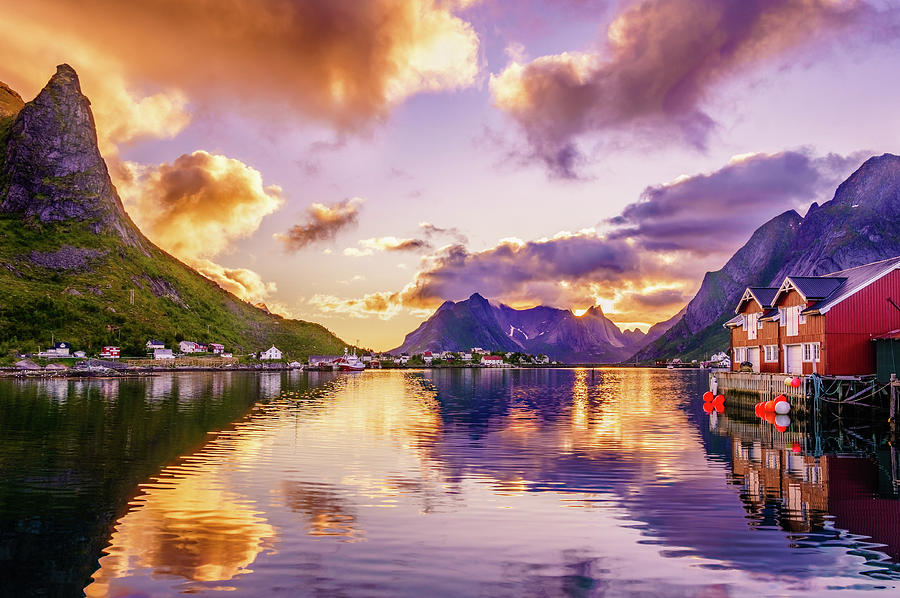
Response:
[0,368,898,597]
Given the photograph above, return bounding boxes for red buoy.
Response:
[703,391,714,402]
[774,395,788,404]
[714,404,724,414]
[713,395,725,406]
[703,402,714,413]
[764,400,776,412]
[790,377,801,388]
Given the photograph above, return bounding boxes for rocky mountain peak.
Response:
[829,152,899,212]
[0,64,144,246]
[0,80,24,118]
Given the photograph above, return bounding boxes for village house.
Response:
[179,340,200,354]
[146,340,165,350]
[99,346,120,359]
[154,348,174,360]
[423,351,434,364]
[726,256,900,376]
[460,352,473,362]
[209,343,225,354]
[38,342,71,358]
[482,355,504,367]
[394,354,410,365]
[260,346,283,360]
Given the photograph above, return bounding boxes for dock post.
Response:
[891,373,897,428]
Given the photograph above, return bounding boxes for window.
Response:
[785,305,800,337]
[747,312,759,340]
[734,347,747,362]
[764,345,778,362]
[741,315,747,332]
[779,307,786,327]
[802,343,820,362]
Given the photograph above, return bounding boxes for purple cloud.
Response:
[490,0,881,177]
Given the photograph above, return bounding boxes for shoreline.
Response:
[0,363,722,380]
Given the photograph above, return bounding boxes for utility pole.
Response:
[130,289,135,305]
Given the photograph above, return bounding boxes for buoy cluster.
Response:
[754,395,792,432]
[702,391,725,413]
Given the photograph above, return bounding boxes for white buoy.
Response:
[775,414,791,427]
[774,401,791,415]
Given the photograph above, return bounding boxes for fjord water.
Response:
[1,370,899,597]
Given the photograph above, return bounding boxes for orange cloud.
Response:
[116,151,283,303]
[276,198,365,251]
[190,259,278,304]
[121,151,283,261]
[7,0,480,132]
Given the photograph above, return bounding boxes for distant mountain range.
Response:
[0,65,347,357]
[391,292,682,362]
[633,152,900,361]
[395,153,900,364]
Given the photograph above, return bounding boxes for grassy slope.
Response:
[0,114,347,360]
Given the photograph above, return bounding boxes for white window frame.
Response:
[734,347,747,362]
[802,342,820,363]
[764,345,778,362]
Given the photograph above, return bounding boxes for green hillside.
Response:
[0,66,346,360]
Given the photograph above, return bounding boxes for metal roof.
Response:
[806,255,900,314]
[723,314,743,328]
[735,286,779,313]
[784,276,846,300]
[749,287,779,307]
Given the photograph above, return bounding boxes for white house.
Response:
[423,351,434,365]
[146,340,165,350]
[260,346,283,360]
[38,342,71,358]
[471,347,487,355]
[179,340,199,354]
[154,348,175,360]
[461,352,473,362]
[394,354,410,365]
[482,355,504,367]
[209,343,225,354]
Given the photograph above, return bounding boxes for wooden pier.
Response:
[711,371,897,420]
[710,371,807,401]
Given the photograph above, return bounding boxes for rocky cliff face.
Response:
[0,65,144,245]
[392,292,655,362]
[634,153,900,361]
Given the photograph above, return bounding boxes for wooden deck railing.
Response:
[710,371,806,401]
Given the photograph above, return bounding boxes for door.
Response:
[747,347,760,372]
[785,344,802,375]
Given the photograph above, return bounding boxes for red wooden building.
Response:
[99,346,120,359]
[726,256,900,375]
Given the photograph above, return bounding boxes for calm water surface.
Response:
[1,368,899,597]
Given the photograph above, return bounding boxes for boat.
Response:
[333,348,365,372]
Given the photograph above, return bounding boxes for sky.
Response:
[2,0,899,350]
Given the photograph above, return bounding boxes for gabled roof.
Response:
[735,287,779,313]
[784,276,847,300]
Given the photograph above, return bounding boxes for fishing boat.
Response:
[334,348,365,372]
